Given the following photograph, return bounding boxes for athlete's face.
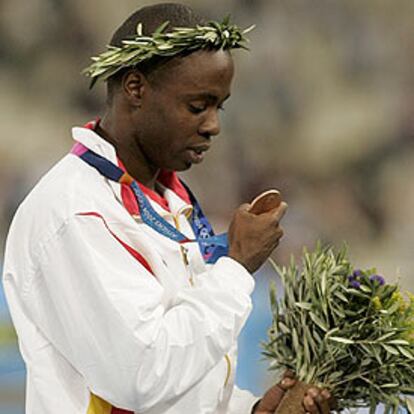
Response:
[131,49,234,172]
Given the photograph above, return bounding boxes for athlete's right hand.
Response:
[227,201,288,273]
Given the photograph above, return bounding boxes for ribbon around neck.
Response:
[71,142,228,264]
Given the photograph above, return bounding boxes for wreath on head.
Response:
[83,16,255,88]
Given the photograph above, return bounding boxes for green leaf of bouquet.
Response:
[377,332,397,341]
[371,345,384,364]
[379,284,399,300]
[380,383,400,389]
[321,270,327,295]
[406,398,414,414]
[334,290,349,303]
[304,365,317,384]
[347,288,370,299]
[309,312,328,332]
[325,327,340,337]
[328,336,355,344]
[360,284,372,293]
[269,281,278,308]
[382,344,400,356]
[328,371,343,381]
[295,302,312,310]
[388,339,410,346]
[279,322,290,334]
[292,327,300,350]
[361,357,372,367]
[398,346,414,359]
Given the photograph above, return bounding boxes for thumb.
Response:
[238,203,252,213]
[268,201,288,222]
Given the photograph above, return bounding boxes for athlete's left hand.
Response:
[252,372,334,414]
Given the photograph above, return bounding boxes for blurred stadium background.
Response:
[1,0,414,412]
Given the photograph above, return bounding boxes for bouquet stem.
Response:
[274,381,312,414]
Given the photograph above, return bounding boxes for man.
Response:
[2,3,332,414]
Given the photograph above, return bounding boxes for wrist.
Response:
[228,252,253,273]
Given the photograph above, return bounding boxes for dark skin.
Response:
[98,49,332,413]
[255,372,333,414]
[99,50,232,190]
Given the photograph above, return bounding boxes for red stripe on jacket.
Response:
[111,408,134,414]
[76,212,154,275]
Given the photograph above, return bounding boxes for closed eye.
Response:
[189,104,226,115]
[188,104,207,114]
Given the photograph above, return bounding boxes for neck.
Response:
[98,110,159,190]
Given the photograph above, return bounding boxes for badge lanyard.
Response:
[71,143,228,264]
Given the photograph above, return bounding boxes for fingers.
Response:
[275,226,284,241]
[304,393,319,414]
[304,387,332,414]
[279,376,296,391]
[270,201,288,222]
[315,391,330,414]
[257,202,288,236]
[322,389,336,411]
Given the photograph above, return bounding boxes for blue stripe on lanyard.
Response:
[180,180,229,263]
[80,151,124,182]
[77,147,228,263]
[130,181,189,243]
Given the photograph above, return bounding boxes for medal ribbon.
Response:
[71,142,228,264]
[179,181,229,264]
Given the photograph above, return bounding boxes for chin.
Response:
[166,160,193,172]
[177,162,193,171]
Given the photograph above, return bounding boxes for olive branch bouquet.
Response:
[263,244,414,414]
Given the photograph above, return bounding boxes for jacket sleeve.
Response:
[22,214,254,412]
[227,386,260,414]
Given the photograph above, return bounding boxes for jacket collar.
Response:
[71,121,192,216]
[72,122,117,164]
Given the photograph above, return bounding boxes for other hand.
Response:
[253,372,333,414]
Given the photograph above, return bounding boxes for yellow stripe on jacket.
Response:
[87,393,112,414]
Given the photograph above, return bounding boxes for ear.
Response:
[121,70,147,107]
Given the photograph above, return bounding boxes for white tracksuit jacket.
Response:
[2,125,258,414]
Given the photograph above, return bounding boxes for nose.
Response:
[198,109,220,138]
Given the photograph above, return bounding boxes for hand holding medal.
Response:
[228,189,287,273]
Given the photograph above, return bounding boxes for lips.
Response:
[188,144,211,153]
[185,144,211,164]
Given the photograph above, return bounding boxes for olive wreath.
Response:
[83,17,254,88]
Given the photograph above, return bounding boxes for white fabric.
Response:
[2,126,259,414]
